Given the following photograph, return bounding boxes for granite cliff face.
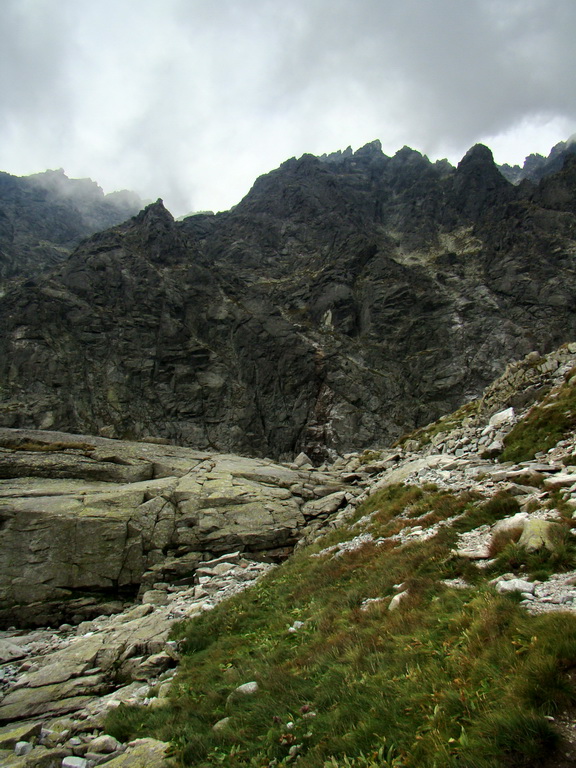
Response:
[0,168,143,283]
[1,142,576,460]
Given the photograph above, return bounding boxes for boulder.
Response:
[89,734,123,754]
[101,738,173,767]
[491,513,528,537]
[0,723,42,750]
[488,407,515,427]
[496,578,535,595]
[518,519,562,552]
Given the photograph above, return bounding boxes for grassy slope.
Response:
[500,371,576,463]
[106,486,576,767]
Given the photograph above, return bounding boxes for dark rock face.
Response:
[0,168,143,283]
[1,143,576,460]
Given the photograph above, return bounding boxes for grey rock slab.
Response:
[0,723,42,750]
[0,674,106,722]
[190,500,305,553]
[100,738,173,768]
[544,473,576,489]
[520,462,562,473]
[226,463,304,489]
[0,448,153,484]
[302,491,348,518]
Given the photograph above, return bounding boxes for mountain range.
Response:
[0,138,575,461]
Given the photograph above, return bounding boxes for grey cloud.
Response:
[0,0,574,215]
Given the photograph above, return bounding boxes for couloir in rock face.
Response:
[1,143,576,459]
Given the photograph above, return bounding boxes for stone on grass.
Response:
[212,717,232,732]
[227,681,259,705]
[388,590,409,611]
[496,578,535,595]
[234,681,259,696]
[518,519,561,552]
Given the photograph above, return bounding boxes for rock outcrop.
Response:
[0,428,355,628]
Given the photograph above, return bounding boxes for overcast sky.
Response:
[1,0,575,216]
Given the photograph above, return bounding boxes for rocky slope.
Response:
[0,168,143,284]
[3,342,576,766]
[1,142,576,461]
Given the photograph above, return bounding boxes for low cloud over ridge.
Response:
[0,0,574,215]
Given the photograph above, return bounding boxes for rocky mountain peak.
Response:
[499,135,576,184]
[135,198,174,224]
[452,142,512,218]
[354,139,383,158]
